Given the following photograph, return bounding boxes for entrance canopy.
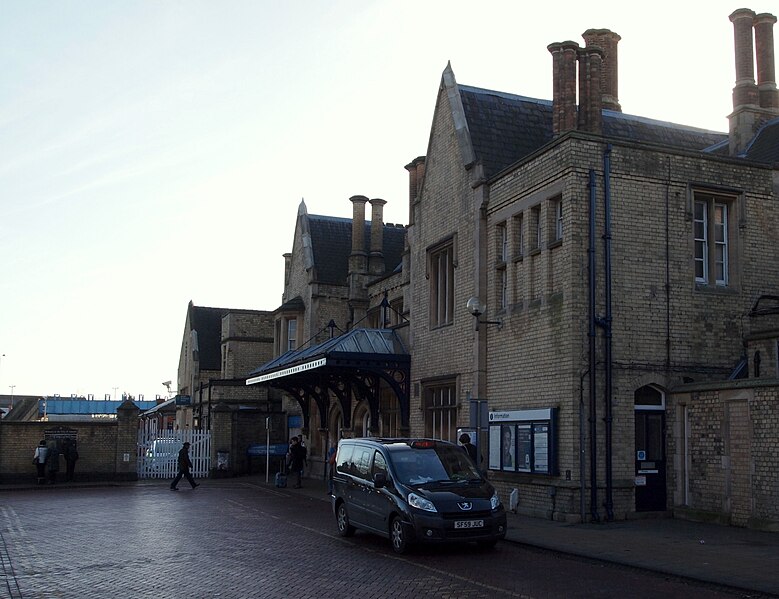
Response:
[246,328,410,433]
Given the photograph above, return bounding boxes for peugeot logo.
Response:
[458,502,473,511]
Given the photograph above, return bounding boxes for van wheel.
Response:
[390,516,408,554]
[336,503,355,537]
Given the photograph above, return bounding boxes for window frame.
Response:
[693,191,735,288]
[423,381,457,443]
[428,239,455,328]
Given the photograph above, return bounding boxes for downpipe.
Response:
[588,169,600,523]
[602,145,614,522]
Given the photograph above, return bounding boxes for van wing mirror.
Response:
[373,471,387,488]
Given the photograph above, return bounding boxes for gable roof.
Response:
[307,214,406,286]
[457,84,729,180]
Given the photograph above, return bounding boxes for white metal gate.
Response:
[137,421,211,479]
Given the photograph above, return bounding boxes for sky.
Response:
[0,0,762,400]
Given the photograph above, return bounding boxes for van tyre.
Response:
[390,516,408,554]
[336,503,355,537]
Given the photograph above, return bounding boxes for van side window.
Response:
[372,451,387,478]
[355,448,372,479]
[336,445,354,475]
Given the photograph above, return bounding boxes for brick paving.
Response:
[0,478,775,598]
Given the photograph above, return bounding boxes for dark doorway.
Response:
[634,386,667,512]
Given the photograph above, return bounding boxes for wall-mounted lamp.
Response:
[466,297,502,330]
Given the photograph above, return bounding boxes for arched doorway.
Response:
[634,385,667,512]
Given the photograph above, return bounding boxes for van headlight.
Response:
[490,492,501,510]
[408,492,437,513]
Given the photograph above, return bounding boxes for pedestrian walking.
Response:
[170,442,200,491]
[326,440,338,494]
[64,440,79,482]
[287,436,306,489]
[33,440,48,484]
[46,441,60,485]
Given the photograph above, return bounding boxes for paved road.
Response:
[0,481,767,598]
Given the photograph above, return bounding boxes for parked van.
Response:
[331,438,506,554]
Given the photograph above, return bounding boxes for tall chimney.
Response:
[349,195,368,274]
[405,156,425,226]
[368,198,386,276]
[754,13,779,109]
[577,46,604,133]
[548,41,579,133]
[582,29,621,112]
[730,8,759,108]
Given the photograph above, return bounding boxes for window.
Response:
[424,382,457,442]
[287,318,297,351]
[514,213,524,258]
[497,222,508,262]
[693,191,733,286]
[429,241,455,327]
[498,268,508,310]
[552,197,563,242]
[531,205,541,250]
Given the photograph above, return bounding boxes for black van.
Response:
[331,438,507,554]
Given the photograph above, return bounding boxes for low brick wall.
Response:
[0,400,140,484]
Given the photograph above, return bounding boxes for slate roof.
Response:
[742,118,779,164]
[307,215,406,286]
[189,305,228,370]
[458,85,730,179]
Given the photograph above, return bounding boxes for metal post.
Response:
[265,417,271,483]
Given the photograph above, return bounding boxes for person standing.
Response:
[46,441,60,485]
[33,440,48,484]
[459,433,478,464]
[64,440,79,482]
[170,442,199,491]
[287,436,306,489]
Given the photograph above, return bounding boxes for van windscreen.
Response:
[390,444,481,486]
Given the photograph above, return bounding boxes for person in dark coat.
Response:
[46,441,60,485]
[64,440,79,482]
[287,436,306,489]
[459,433,478,464]
[170,442,199,491]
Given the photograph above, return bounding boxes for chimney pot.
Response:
[582,29,621,112]
[754,12,779,110]
[548,41,580,133]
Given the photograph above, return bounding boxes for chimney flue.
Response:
[730,8,760,109]
[754,12,779,109]
[369,198,386,275]
[548,40,579,134]
[577,46,604,133]
[582,29,621,112]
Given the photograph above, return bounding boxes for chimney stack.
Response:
[405,156,425,226]
[368,198,386,276]
[728,9,779,155]
[577,46,604,133]
[349,195,368,274]
[754,12,779,109]
[582,29,621,112]
[548,41,580,134]
[730,9,760,108]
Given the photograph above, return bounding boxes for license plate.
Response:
[454,519,484,529]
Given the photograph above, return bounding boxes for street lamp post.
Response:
[9,385,15,408]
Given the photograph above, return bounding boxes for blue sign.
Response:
[175,395,192,406]
[247,443,288,456]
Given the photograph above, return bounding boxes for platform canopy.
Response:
[246,328,410,433]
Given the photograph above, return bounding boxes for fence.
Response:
[137,421,211,479]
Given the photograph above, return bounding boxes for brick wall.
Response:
[669,382,779,530]
[0,400,140,483]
